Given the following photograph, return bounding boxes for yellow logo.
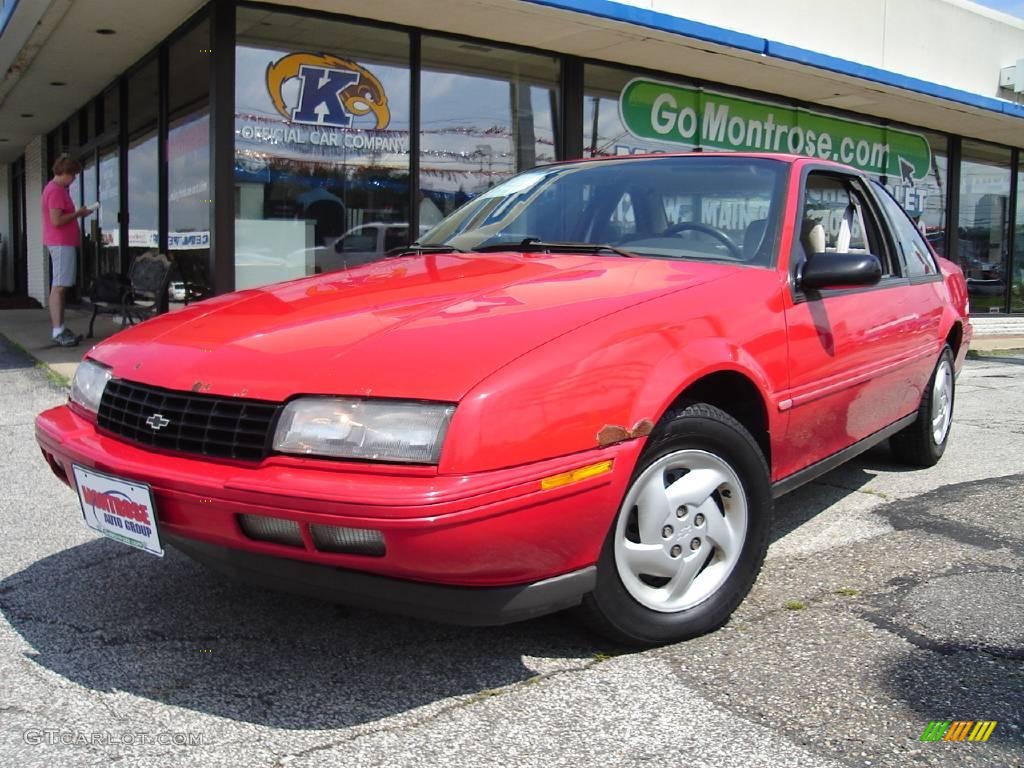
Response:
[265,52,390,130]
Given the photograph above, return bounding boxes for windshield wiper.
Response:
[474,238,635,257]
[386,243,466,257]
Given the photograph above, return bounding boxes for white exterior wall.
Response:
[622,0,1024,99]
[25,136,46,306]
[0,164,10,293]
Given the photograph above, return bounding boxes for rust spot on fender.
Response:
[597,425,630,447]
[597,418,654,447]
[630,419,654,438]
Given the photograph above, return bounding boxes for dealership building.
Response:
[0,0,1022,313]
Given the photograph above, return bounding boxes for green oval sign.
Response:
[619,78,931,180]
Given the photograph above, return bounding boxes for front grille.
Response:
[98,379,280,461]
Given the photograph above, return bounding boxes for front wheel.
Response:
[579,403,771,646]
[890,345,955,467]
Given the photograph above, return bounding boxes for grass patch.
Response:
[1,334,70,389]
[835,587,860,597]
[36,361,70,389]
[967,348,1024,359]
[783,599,807,611]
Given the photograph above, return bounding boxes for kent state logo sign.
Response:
[266,52,390,130]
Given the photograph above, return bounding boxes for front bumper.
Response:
[167,534,597,625]
[36,405,640,622]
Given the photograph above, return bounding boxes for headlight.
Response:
[70,359,112,414]
[273,398,455,464]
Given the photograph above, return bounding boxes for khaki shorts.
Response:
[47,245,77,288]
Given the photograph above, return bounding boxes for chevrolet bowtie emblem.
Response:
[146,413,170,431]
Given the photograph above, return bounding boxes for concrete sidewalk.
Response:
[0,306,133,382]
[0,306,1022,384]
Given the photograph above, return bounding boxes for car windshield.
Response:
[419,156,786,266]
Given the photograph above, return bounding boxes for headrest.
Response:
[801,218,826,256]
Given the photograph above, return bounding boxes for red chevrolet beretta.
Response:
[37,154,971,645]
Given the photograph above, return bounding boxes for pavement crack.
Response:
[858,606,1024,660]
[269,660,601,766]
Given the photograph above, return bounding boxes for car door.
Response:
[777,168,931,477]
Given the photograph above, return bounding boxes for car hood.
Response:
[90,252,730,402]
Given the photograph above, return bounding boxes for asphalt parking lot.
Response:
[0,336,1021,768]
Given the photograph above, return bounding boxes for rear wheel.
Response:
[579,403,771,646]
[890,345,955,467]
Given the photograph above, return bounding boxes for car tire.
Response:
[890,345,955,468]
[578,403,771,647]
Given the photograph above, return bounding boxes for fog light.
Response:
[238,515,304,548]
[310,524,385,556]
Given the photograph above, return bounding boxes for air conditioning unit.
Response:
[999,59,1024,93]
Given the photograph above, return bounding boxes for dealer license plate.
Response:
[72,465,164,557]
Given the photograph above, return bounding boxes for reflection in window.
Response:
[127,57,159,286]
[67,170,84,293]
[959,140,1011,314]
[584,64,689,158]
[127,131,159,260]
[234,8,410,289]
[169,113,210,302]
[98,148,119,274]
[420,37,558,222]
[80,160,98,295]
[169,18,211,303]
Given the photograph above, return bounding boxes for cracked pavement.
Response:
[1,337,1022,767]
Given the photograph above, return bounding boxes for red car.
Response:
[37,154,971,646]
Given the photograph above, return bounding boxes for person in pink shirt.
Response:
[42,155,94,346]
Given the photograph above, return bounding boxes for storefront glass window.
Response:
[419,37,558,224]
[583,64,692,158]
[127,59,159,264]
[1013,166,1023,314]
[67,168,84,294]
[235,8,410,288]
[80,159,98,293]
[127,131,158,258]
[880,130,948,257]
[169,18,211,302]
[98,146,120,274]
[958,140,1011,313]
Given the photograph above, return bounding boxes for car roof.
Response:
[551,151,861,175]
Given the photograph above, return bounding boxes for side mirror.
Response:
[799,252,882,291]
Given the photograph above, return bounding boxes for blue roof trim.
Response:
[522,0,766,54]
[0,0,20,39]
[521,0,1024,121]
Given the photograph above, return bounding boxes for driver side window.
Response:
[797,173,898,278]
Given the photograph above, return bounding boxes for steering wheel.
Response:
[663,222,744,260]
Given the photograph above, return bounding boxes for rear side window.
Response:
[872,181,938,278]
